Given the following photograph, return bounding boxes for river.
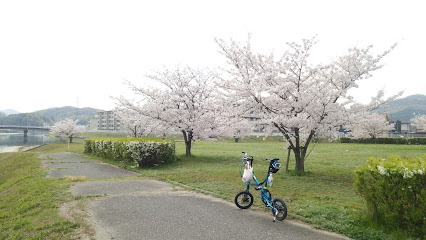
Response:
[0,132,56,153]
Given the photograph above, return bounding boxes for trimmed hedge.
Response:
[84,138,175,167]
[340,137,426,145]
[354,155,426,238]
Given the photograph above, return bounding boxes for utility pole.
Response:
[24,113,29,139]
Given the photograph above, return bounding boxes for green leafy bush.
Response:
[340,137,426,145]
[84,138,175,167]
[354,155,426,238]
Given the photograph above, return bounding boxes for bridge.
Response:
[0,125,51,137]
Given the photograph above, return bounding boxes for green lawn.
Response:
[125,141,425,239]
[1,140,424,239]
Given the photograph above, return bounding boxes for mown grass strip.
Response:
[0,152,77,240]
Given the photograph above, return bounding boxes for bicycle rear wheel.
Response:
[235,191,254,209]
[272,198,287,221]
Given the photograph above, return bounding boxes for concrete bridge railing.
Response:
[0,125,51,137]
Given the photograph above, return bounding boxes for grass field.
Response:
[1,139,424,239]
[137,141,424,240]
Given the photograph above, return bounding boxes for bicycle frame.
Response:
[244,172,274,208]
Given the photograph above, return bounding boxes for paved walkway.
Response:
[40,152,139,178]
[40,153,350,240]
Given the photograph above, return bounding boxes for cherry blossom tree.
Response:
[411,114,426,131]
[216,36,400,172]
[116,66,222,156]
[51,119,85,143]
[115,107,164,138]
[218,110,254,142]
[229,118,254,142]
[347,113,394,139]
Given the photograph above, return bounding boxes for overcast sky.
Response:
[1,0,425,113]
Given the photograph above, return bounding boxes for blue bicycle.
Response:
[235,152,287,222]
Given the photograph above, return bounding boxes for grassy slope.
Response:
[0,151,76,239]
[0,143,88,240]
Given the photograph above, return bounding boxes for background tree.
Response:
[229,118,254,142]
[217,36,400,172]
[411,114,426,131]
[218,106,255,142]
[347,113,394,139]
[50,119,85,143]
[116,66,221,156]
[115,107,164,138]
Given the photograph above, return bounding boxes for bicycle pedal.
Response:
[255,186,262,190]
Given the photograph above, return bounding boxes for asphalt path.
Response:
[40,152,139,178]
[41,153,350,240]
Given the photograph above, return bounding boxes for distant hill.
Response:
[374,94,426,122]
[1,96,424,126]
[0,109,20,116]
[0,106,104,126]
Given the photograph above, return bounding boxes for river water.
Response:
[0,132,56,153]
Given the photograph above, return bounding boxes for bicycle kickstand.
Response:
[273,209,277,222]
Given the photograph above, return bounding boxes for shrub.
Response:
[340,137,426,145]
[353,155,426,238]
[84,138,175,167]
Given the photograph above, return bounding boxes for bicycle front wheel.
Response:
[272,198,287,221]
[235,191,254,209]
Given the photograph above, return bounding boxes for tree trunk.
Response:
[182,130,193,156]
[273,123,315,173]
[185,141,191,156]
[294,150,304,172]
[69,136,73,143]
[293,146,307,172]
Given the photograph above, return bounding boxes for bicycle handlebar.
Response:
[241,152,280,161]
[242,152,253,159]
[243,152,277,162]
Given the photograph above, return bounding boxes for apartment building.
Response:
[88,111,121,131]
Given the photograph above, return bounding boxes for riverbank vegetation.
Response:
[0,150,77,239]
[1,139,424,239]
